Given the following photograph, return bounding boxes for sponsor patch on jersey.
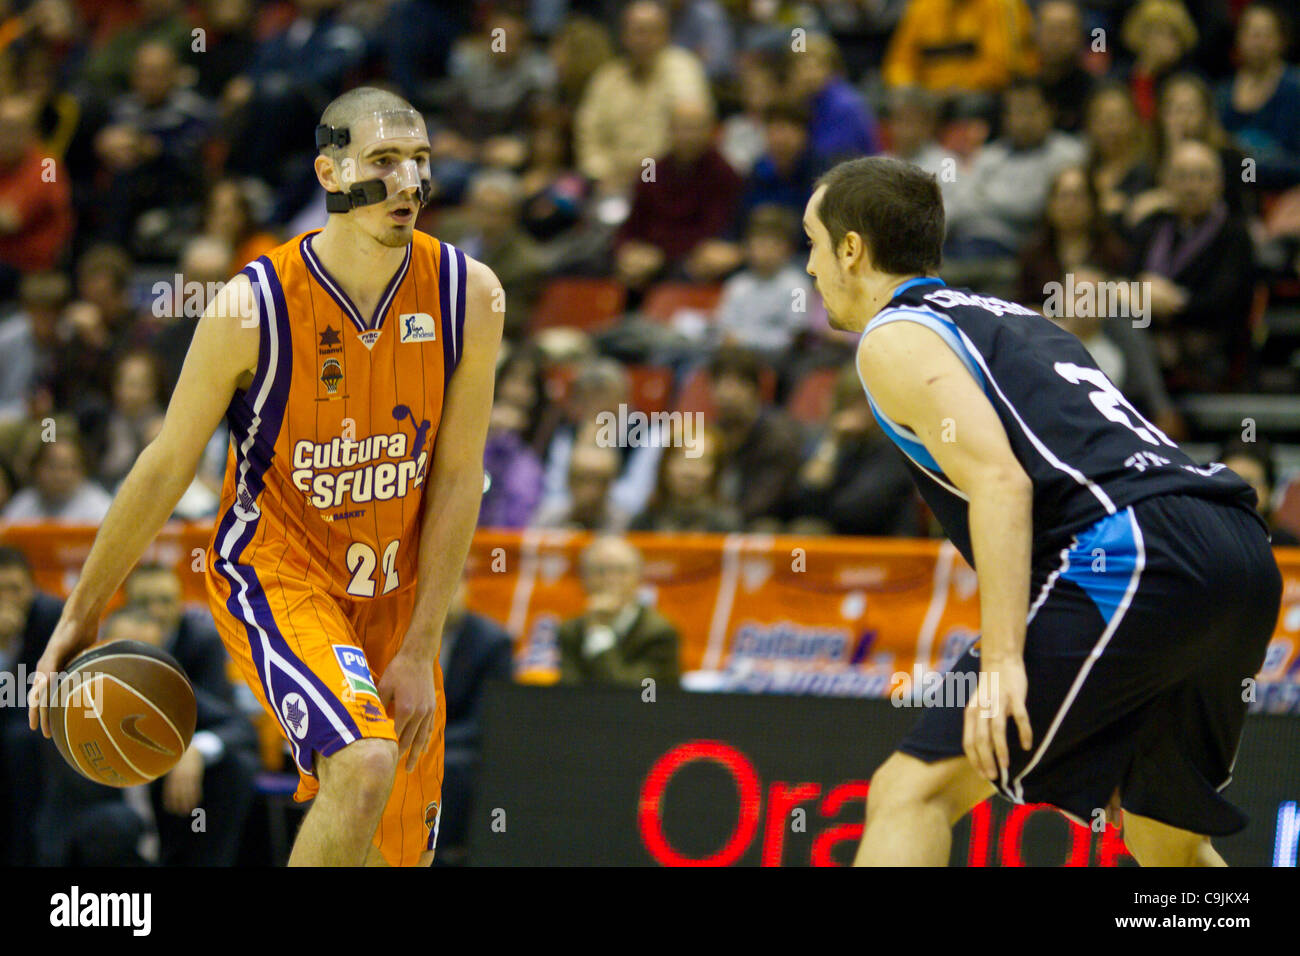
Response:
[399,312,437,344]
[318,324,342,352]
[334,645,380,700]
[358,329,383,350]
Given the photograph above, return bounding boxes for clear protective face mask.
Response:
[318,108,432,211]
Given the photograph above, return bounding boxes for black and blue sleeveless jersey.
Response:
[858,277,1264,569]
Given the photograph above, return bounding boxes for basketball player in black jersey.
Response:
[802,157,1282,866]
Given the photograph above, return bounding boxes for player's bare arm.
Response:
[28,275,260,736]
[857,319,1034,781]
[379,258,504,773]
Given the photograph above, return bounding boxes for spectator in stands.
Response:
[883,0,1037,98]
[737,98,819,228]
[534,441,631,532]
[546,14,615,114]
[439,6,556,145]
[494,342,561,458]
[787,33,880,169]
[558,535,680,687]
[1084,83,1155,224]
[1018,165,1129,307]
[0,96,74,300]
[1220,436,1300,546]
[708,345,802,530]
[670,0,735,81]
[1043,264,1186,439]
[784,364,919,537]
[0,545,60,864]
[614,97,743,288]
[480,394,545,530]
[93,41,213,260]
[540,359,662,523]
[187,0,259,103]
[1121,0,1198,123]
[437,170,550,337]
[519,113,589,243]
[630,424,740,532]
[882,86,959,208]
[124,563,258,867]
[0,460,13,513]
[437,573,513,866]
[95,348,165,488]
[1133,72,1253,223]
[222,0,366,197]
[1035,0,1095,134]
[0,271,69,424]
[79,0,194,95]
[201,177,279,271]
[151,235,233,393]
[3,433,111,523]
[56,243,150,426]
[715,205,813,359]
[574,0,711,194]
[1217,2,1300,189]
[720,54,778,176]
[945,79,1086,259]
[1129,140,1256,391]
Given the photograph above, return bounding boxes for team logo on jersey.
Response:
[392,404,432,475]
[334,645,380,700]
[360,700,386,722]
[320,358,343,394]
[424,800,441,832]
[358,329,382,350]
[399,312,437,344]
[318,325,342,352]
[233,483,261,522]
[281,693,309,739]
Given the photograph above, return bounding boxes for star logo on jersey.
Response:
[281,693,309,739]
[319,325,341,350]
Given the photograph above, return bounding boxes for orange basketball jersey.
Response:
[207,229,469,602]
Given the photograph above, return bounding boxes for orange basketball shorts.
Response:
[207,557,445,866]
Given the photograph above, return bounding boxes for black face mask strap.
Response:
[325,180,389,213]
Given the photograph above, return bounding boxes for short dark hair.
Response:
[813,157,944,275]
[0,546,31,575]
[745,204,798,242]
[709,345,766,389]
[1220,437,1276,492]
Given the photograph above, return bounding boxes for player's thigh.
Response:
[1122,811,1223,867]
[869,751,995,825]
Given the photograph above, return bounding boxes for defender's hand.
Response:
[963,655,1033,781]
[377,648,437,774]
[28,609,100,737]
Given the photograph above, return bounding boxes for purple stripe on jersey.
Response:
[372,243,411,330]
[439,241,454,385]
[453,246,468,373]
[300,233,366,334]
[214,257,293,564]
[214,558,362,774]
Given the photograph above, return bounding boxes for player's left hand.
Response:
[378,648,437,773]
[963,656,1033,782]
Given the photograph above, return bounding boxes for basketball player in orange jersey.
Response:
[28,87,504,866]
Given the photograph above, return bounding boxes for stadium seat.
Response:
[786,366,839,424]
[530,277,627,333]
[627,364,675,414]
[641,282,724,324]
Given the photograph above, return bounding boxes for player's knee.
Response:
[867,753,986,825]
[318,738,398,818]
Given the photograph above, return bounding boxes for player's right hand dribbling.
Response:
[28,610,100,737]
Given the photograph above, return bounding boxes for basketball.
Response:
[49,640,197,788]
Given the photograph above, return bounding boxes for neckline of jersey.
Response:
[299,230,412,335]
[891,276,946,299]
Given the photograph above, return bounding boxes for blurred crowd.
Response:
[0,0,1298,542]
[2,0,1300,867]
